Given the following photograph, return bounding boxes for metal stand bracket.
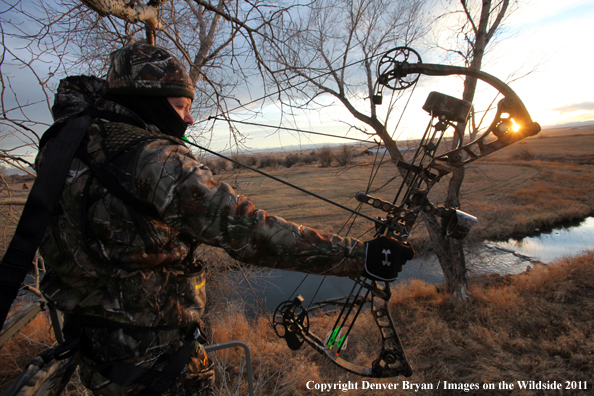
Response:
[204,340,254,396]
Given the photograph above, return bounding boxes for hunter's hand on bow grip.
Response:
[364,236,414,282]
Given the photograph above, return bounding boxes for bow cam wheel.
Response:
[272,298,309,350]
[377,47,422,91]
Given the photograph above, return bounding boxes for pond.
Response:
[488,216,594,264]
[241,217,594,312]
[26,217,593,311]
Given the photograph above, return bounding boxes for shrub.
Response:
[246,155,259,168]
[317,146,333,167]
[334,145,354,166]
[302,151,317,165]
[283,154,300,168]
[512,147,539,161]
[231,154,245,169]
[258,156,279,169]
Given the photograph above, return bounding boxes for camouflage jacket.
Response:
[37,98,366,329]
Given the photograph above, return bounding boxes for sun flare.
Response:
[512,120,521,132]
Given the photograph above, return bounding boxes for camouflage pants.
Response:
[75,324,215,396]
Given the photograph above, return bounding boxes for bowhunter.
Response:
[29,43,414,395]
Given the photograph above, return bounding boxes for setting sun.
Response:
[512,120,520,132]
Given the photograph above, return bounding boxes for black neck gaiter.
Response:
[103,94,188,139]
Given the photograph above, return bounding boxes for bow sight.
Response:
[357,90,481,241]
[273,46,540,379]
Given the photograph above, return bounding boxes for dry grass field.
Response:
[203,126,594,394]
[208,250,594,395]
[211,125,594,251]
[1,125,593,395]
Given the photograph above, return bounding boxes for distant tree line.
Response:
[202,145,357,172]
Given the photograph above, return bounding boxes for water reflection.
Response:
[247,254,446,312]
[490,217,594,263]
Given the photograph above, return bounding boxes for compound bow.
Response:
[272,47,541,378]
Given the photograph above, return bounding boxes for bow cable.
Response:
[275,78,422,359]
[311,79,421,357]
[207,117,374,144]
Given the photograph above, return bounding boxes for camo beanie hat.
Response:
[103,43,193,139]
[105,43,194,100]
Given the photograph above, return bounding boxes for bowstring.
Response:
[207,117,373,144]
[182,123,400,327]
[365,82,419,200]
[303,140,382,310]
[327,81,422,244]
[304,80,421,349]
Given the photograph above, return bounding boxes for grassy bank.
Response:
[207,250,594,395]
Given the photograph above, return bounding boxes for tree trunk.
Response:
[423,166,471,300]
[423,0,509,302]
[425,213,470,300]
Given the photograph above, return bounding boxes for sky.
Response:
[1,0,594,158]
[497,0,594,127]
[199,0,594,151]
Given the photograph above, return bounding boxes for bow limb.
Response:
[399,63,519,102]
[398,62,539,131]
[392,62,541,183]
[273,280,412,378]
[426,107,541,182]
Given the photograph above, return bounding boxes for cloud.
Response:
[552,102,594,114]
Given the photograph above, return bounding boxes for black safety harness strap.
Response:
[79,330,199,396]
[54,315,206,396]
[0,114,94,328]
[0,109,154,328]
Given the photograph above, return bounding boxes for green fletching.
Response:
[327,327,341,349]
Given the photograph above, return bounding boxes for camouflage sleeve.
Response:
[135,139,366,277]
